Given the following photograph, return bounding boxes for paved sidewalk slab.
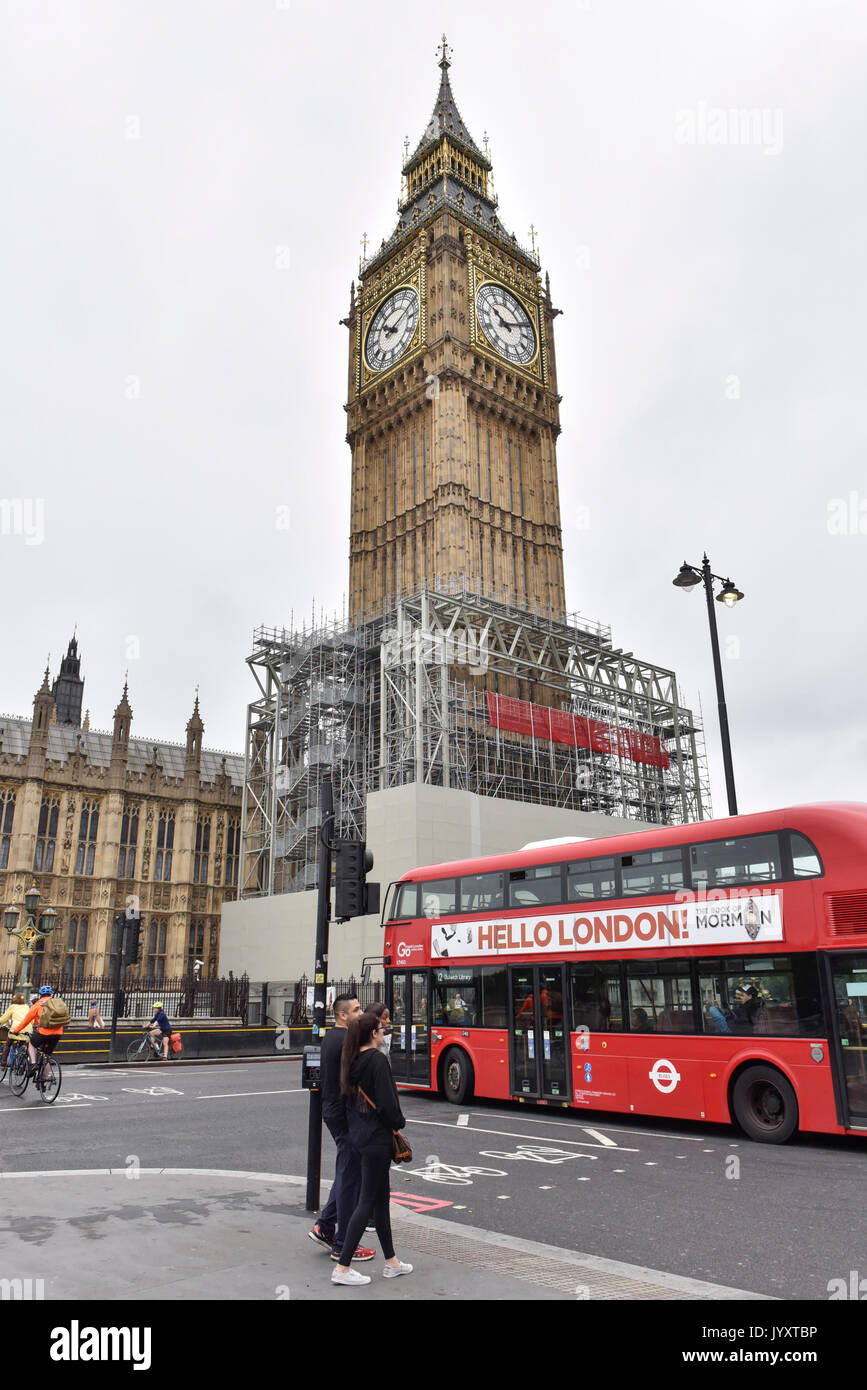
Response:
[0,1169,771,1302]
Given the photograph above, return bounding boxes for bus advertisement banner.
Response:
[429,892,784,959]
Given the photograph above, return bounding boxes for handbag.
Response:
[358,1086,413,1164]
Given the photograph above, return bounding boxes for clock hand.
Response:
[382,308,410,338]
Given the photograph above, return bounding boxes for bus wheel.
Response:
[731,1064,798,1144]
[441,1047,474,1106]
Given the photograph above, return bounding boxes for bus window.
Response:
[389,882,419,920]
[460,871,505,913]
[433,967,478,1026]
[626,961,695,1033]
[421,879,457,917]
[569,964,623,1031]
[698,956,822,1038]
[789,833,823,878]
[509,864,564,907]
[621,847,685,897]
[481,966,508,1027]
[691,834,781,888]
[566,856,617,903]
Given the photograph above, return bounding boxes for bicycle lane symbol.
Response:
[478,1144,597,1165]
[120,1087,184,1097]
[55,1093,110,1103]
[403,1155,508,1185]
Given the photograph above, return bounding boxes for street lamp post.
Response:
[672,554,744,818]
[3,882,59,992]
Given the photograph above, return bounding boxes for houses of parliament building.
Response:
[0,637,243,985]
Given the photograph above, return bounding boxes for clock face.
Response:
[476,283,537,365]
[365,286,420,372]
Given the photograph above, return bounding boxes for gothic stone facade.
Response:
[0,661,243,986]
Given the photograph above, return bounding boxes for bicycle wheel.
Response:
[126,1037,148,1062]
[37,1055,61,1104]
[9,1050,30,1097]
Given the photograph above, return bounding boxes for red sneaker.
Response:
[308,1224,334,1251]
[331,1245,376,1262]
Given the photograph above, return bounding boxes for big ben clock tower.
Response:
[346,38,567,625]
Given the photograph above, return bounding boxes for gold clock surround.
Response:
[467,242,547,386]
[357,259,427,394]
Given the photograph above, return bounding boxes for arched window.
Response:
[0,789,15,870]
[75,800,100,875]
[194,815,211,884]
[67,916,88,986]
[155,810,175,882]
[34,795,60,872]
[118,804,140,878]
[147,920,167,983]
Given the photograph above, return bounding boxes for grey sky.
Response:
[2,0,865,814]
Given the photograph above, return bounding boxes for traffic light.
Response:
[334,839,380,921]
[123,913,144,966]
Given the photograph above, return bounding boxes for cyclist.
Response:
[10,985,65,1079]
[146,1001,172,1060]
[0,994,33,1069]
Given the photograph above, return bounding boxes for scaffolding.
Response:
[240,585,711,898]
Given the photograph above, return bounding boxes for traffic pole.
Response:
[305,774,334,1212]
[108,919,125,1064]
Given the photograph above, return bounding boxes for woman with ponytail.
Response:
[331,1010,413,1287]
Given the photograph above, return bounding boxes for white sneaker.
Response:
[331,1268,371,1286]
[383,1261,413,1279]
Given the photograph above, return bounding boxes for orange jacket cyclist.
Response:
[11,985,64,1072]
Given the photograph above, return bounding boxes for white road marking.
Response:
[0,1104,92,1114]
[407,1117,639,1153]
[456,1113,469,1127]
[581,1127,618,1147]
[196,1088,306,1100]
[120,1086,183,1097]
[451,1110,705,1143]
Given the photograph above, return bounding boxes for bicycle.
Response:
[126,1029,168,1063]
[9,1037,62,1104]
[1,1035,28,1086]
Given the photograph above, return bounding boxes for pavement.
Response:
[0,1168,772,1301]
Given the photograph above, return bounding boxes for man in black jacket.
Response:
[308,993,375,1262]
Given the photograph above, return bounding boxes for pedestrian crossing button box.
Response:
[302,1045,321,1090]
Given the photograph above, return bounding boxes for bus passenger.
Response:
[706,1000,731,1034]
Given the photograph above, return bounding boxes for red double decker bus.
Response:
[381,803,867,1142]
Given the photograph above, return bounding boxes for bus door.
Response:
[388,970,431,1087]
[825,951,867,1128]
[509,965,570,1101]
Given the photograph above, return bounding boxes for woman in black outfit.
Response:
[332,1011,413,1286]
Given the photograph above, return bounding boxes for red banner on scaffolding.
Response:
[485,692,670,770]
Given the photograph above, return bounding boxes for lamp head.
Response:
[24,883,40,917]
[716,579,744,608]
[38,906,58,935]
[672,563,701,592]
